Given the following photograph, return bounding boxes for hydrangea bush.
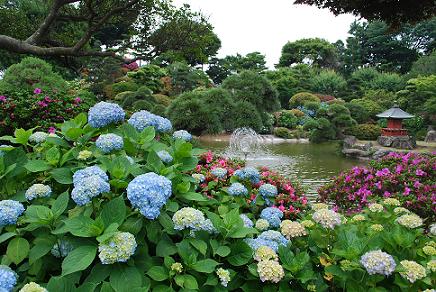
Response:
[319,152,435,220]
[0,105,434,291]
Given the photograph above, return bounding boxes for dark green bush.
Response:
[350,98,384,119]
[308,118,336,143]
[345,123,381,140]
[111,81,140,96]
[199,88,236,131]
[166,92,222,134]
[345,103,371,123]
[259,112,275,134]
[277,110,298,128]
[222,70,280,113]
[310,70,347,97]
[127,64,167,93]
[289,92,320,108]
[229,101,263,132]
[273,127,294,139]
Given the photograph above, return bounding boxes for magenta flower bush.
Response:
[318,152,435,220]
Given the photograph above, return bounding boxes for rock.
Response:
[377,136,416,149]
[372,149,391,160]
[343,136,357,149]
[425,126,436,142]
[342,148,371,158]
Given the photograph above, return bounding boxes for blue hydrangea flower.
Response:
[245,231,289,252]
[0,265,17,291]
[157,150,173,164]
[240,214,254,227]
[127,173,172,220]
[25,184,52,200]
[211,167,227,179]
[128,111,172,133]
[234,167,260,184]
[360,250,396,276]
[29,132,48,144]
[95,133,124,153]
[173,130,192,141]
[72,166,108,186]
[98,232,137,264]
[228,183,248,196]
[0,200,24,227]
[88,102,125,128]
[259,184,278,199]
[51,239,74,258]
[71,175,110,206]
[260,207,283,228]
[154,115,173,133]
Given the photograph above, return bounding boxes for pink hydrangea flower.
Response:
[34,88,42,94]
[0,95,6,102]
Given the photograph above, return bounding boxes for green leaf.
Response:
[156,235,177,257]
[24,205,54,225]
[147,266,168,281]
[215,246,231,257]
[50,168,73,184]
[101,196,126,227]
[227,241,252,266]
[7,237,29,264]
[65,128,83,141]
[29,236,56,264]
[47,276,75,292]
[120,217,143,235]
[96,223,119,243]
[191,259,219,273]
[110,266,143,292]
[64,216,103,237]
[175,275,198,290]
[147,151,164,173]
[0,232,16,244]
[52,192,69,218]
[46,146,61,165]
[84,263,111,285]
[289,252,310,273]
[25,160,51,172]
[179,192,208,202]
[14,128,32,145]
[62,245,97,276]
[189,238,207,255]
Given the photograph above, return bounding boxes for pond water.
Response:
[200,140,362,198]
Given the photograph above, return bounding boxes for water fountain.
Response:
[224,127,270,160]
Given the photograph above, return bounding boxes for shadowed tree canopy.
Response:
[0,0,220,69]
[277,38,339,69]
[293,0,436,28]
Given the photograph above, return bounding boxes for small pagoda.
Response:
[376,104,416,149]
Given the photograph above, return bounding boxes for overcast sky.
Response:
[173,0,357,68]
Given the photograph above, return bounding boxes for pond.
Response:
[200,140,363,198]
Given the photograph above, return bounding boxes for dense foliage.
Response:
[0,110,434,291]
[319,152,435,220]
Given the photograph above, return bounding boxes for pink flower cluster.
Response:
[319,152,436,219]
[192,151,308,219]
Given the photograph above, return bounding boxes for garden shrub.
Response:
[308,118,336,143]
[289,92,320,108]
[350,98,384,119]
[229,101,263,132]
[222,70,280,113]
[259,112,275,134]
[167,62,211,96]
[345,103,370,124]
[166,92,222,134]
[0,57,68,94]
[326,104,357,133]
[277,110,298,129]
[345,123,381,140]
[314,93,335,102]
[304,101,321,113]
[274,127,294,139]
[310,70,347,97]
[319,152,435,221]
[290,109,305,118]
[127,64,167,93]
[111,80,140,97]
[363,89,396,109]
[369,72,405,92]
[199,88,237,132]
[0,110,434,291]
[152,94,172,107]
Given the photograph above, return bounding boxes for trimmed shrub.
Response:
[363,90,396,109]
[274,127,294,139]
[309,118,336,143]
[0,57,67,94]
[260,112,275,134]
[111,81,140,96]
[289,92,320,108]
[199,88,236,132]
[229,101,263,132]
[369,72,405,92]
[345,103,371,124]
[222,70,280,113]
[346,123,381,140]
[310,70,347,97]
[277,110,298,129]
[314,93,336,102]
[166,92,222,134]
[152,94,172,106]
[350,98,384,119]
[290,109,305,118]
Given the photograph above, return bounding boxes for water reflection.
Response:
[200,140,362,197]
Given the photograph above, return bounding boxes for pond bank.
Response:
[199,134,309,144]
